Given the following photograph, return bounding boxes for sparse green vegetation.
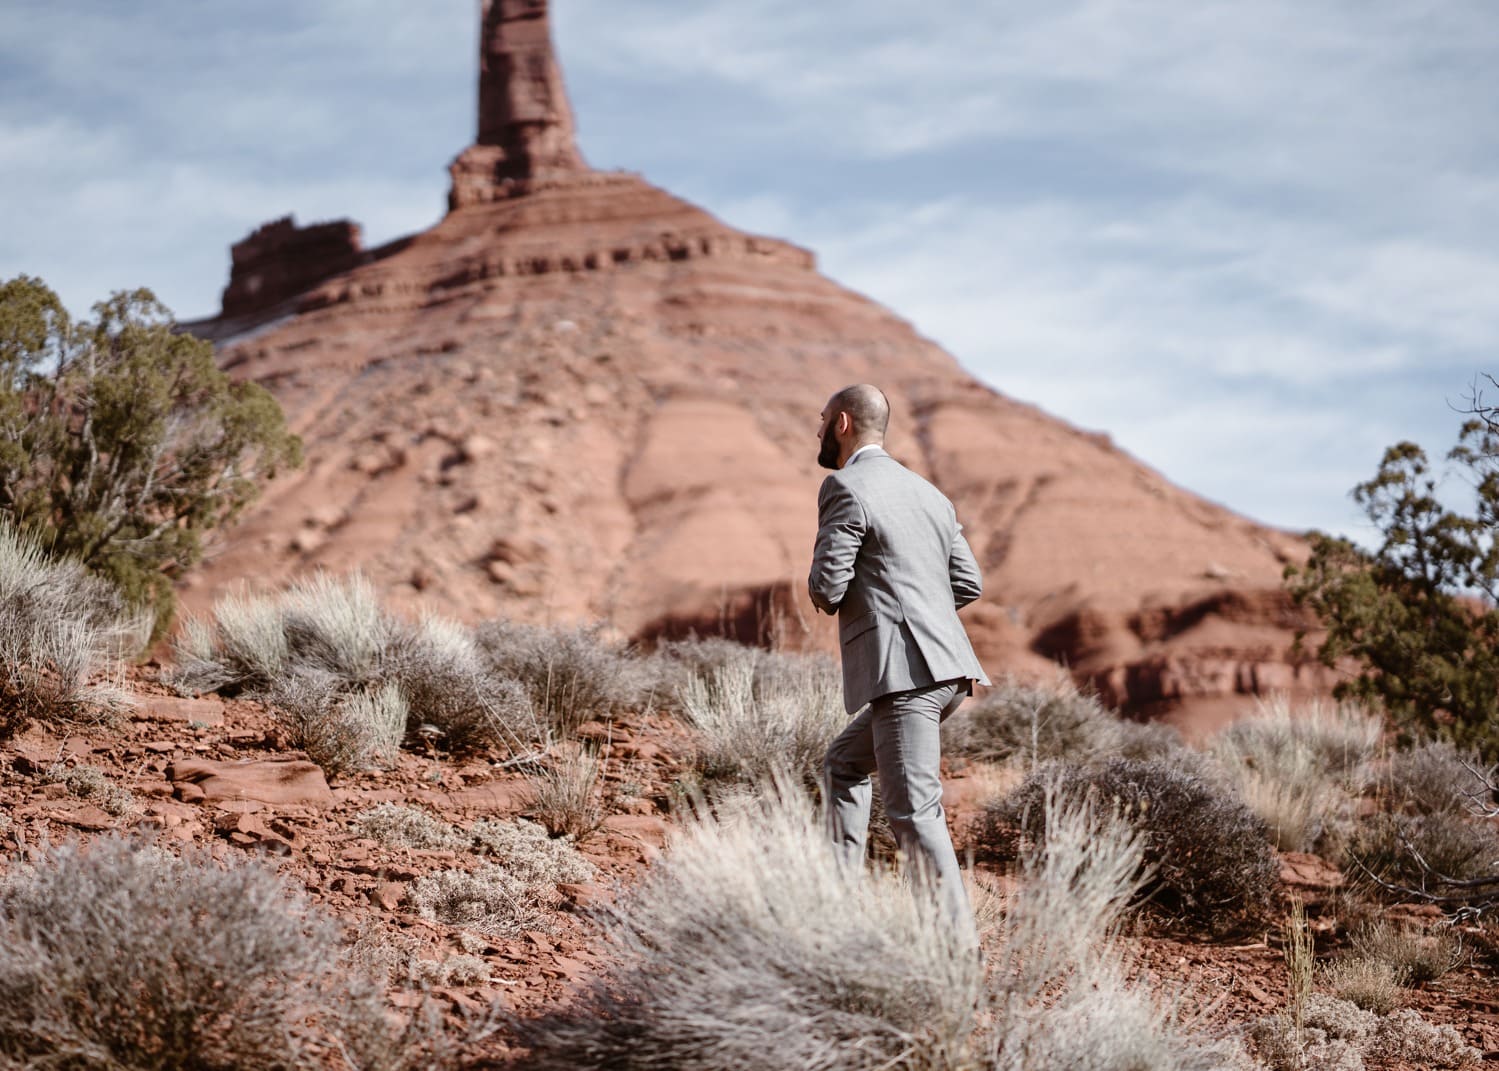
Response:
[0,276,300,635]
[1286,424,1499,761]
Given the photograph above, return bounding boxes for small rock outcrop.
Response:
[220,216,365,319]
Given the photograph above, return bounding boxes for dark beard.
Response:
[817,424,841,470]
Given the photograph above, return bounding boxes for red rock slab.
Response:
[600,814,669,848]
[1278,851,1343,890]
[166,758,334,807]
[138,696,226,727]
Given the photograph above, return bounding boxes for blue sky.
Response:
[3,1,1497,542]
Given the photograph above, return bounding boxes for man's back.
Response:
[808,447,989,713]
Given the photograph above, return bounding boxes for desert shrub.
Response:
[407,865,560,936]
[987,757,1279,932]
[677,646,844,787]
[271,674,408,777]
[0,276,301,634]
[0,836,480,1070]
[1251,994,1375,1071]
[1375,1009,1481,1067]
[476,619,650,737]
[515,776,987,1070]
[0,522,147,736]
[1210,696,1382,853]
[941,671,1183,768]
[1353,811,1499,888]
[1323,956,1405,1013]
[650,635,752,683]
[530,743,605,839]
[1388,738,1493,815]
[412,954,493,987]
[1252,994,1479,1071]
[1285,424,1499,761]
[468,817,595,886]
[41,762,136,817]
[1347,919,1464,984]
[392,615,538,751]
[517,777,1243,1071]
[173,576,538,757]
[354,803,466,851]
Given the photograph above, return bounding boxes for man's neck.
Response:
[843,442,883,467]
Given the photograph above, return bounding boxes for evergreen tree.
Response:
[1287,421,1499,759]
[0,275,301,638]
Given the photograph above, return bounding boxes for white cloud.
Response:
[2,0,1494,542]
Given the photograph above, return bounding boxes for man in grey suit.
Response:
[808,384,990,930]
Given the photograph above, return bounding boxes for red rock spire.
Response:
[450,0,588,207]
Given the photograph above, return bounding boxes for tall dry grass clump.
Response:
[941,670,1182,769]
[0,836,487,1069]
[0,522,148,736]
[1210,696,1383,854]
[517,777,1246,1071]
[1386,739,1494,815]
[985,757,1278,933]
[475,619,653,737]
[677,647,845,787]
[171,575,540,770]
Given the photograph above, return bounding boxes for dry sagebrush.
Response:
[1387,738,1494,815]
[941,671,1182,769]
[1210,696,1382,854]
[0,837,488,1070]
[676,647,845,787]
[985,757,1279,933]
[1251,993,1479,1070]
[476,619,652,737]
[0,522,147,736]
[171,575,540,767]
[517,778,1247,1071]
[405,817,595,935]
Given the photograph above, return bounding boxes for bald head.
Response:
[817,384,891,469]
[827,384,890,441]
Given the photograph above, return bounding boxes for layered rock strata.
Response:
[183,0,1332,730]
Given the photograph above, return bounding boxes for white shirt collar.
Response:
[845,443,883,467]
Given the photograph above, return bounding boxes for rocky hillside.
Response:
[182,0,1329,731]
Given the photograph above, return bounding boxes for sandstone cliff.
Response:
[184,0,1330,731]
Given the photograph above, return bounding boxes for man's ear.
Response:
[837,411,851,437]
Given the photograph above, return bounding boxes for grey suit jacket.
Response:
[808,446,991,714]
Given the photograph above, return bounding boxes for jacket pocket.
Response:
[840,611,880,645]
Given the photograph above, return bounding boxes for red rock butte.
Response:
[183,0,1332,732]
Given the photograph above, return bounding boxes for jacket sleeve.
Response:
[949,520,983,609]
[808,477,866,615]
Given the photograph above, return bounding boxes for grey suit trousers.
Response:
[823,677,974,934]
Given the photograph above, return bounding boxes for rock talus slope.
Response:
[183,0,1331,730]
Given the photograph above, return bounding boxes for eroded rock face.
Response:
[181,2,1336,731]
[221,217,365,319]
[450,0,588,207]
